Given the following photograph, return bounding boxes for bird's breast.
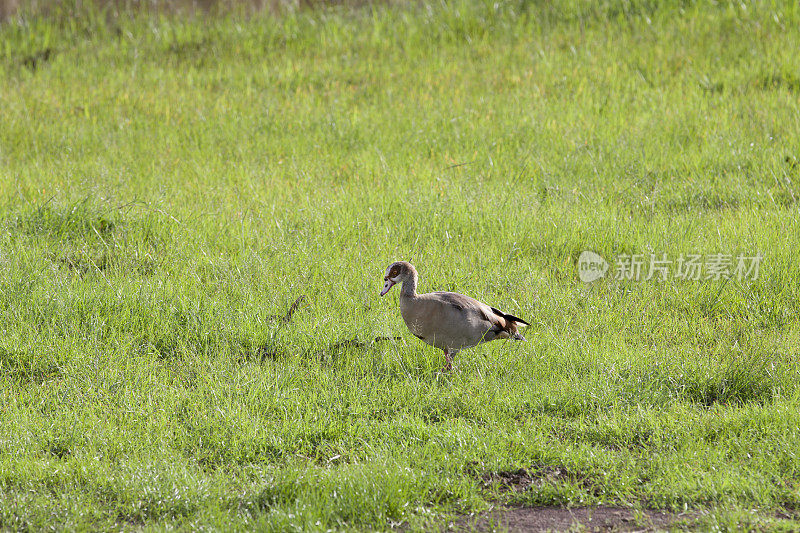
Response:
[399,299,428,339]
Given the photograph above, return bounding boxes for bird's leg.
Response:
[441,349,453,372]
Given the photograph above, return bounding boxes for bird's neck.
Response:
[400,271,418,298]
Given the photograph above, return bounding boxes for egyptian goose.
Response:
[380,261,529,371]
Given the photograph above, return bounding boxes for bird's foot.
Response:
[440,350,454,372]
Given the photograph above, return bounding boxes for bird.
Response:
[380,261,529,371]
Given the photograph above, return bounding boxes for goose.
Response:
[380,261,529,371]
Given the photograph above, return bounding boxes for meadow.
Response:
[1,0,800,530]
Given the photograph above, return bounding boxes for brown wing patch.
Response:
[491,306,530,326]
[487,306,525,338]
[482,306,506,328]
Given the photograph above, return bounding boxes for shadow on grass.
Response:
[621,349,785,409]
[11,199,117,240]
[683,360,777,407]
[0,346,61,384]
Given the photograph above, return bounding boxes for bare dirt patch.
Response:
[453,506,689,532]
[463,466,691,530]
[481,466,588,493]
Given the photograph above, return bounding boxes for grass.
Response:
[1,0,800,530]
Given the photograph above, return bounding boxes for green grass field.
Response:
[1,0,800,530]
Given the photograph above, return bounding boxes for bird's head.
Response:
[380,261,415,296]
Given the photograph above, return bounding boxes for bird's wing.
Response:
[401,292,502,348]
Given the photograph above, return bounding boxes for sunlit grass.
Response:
[1,0,800,530]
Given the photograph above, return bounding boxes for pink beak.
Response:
[380,279,395,296]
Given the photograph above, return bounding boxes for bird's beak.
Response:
[380,279,395,296]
